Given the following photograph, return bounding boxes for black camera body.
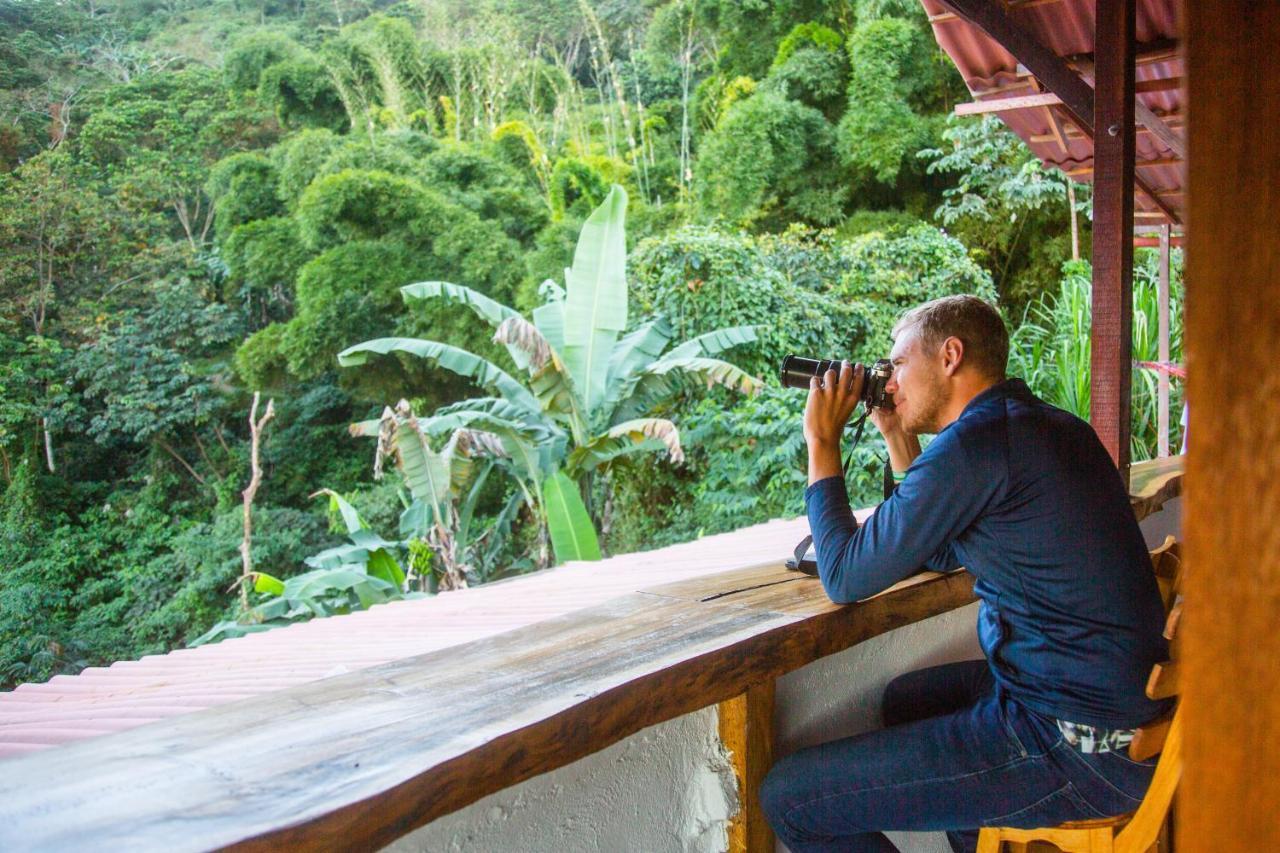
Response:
[779,355,895,411]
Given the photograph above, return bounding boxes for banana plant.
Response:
[349,400,524,590]
[339,185,762,565]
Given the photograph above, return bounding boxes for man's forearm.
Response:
[807,439,843,485]
[884,430,922,473]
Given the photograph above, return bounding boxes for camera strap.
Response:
[842,409,872,476]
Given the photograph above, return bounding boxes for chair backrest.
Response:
[1114,535,1183,853]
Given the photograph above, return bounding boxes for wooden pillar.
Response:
[1157,225,1171,457]
[1182,1,1280,850]
[1090,0,1136,479]
[718,681,775,853]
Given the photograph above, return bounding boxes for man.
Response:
[760,295,1171,852]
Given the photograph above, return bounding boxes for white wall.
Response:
[386,500,1180,853]
[384,706,739,853]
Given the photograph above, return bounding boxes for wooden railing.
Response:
[0,458,1181,853]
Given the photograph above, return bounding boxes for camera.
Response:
[779,356,895,411]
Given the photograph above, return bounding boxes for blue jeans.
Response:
[759,660,1157,852]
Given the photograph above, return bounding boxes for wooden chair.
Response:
[977,536,1183,853]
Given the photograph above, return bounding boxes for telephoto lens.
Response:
[778,355,895,411]
[779,355,842,391]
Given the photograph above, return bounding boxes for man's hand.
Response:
[804,361,863,484]
[868,390,922,474]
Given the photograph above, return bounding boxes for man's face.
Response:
[885,328,949,435]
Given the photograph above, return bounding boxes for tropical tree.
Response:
[338,185,762,565]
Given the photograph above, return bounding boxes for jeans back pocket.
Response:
[981,781,1106,828]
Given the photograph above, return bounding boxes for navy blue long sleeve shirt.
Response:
[805,379,1170,729]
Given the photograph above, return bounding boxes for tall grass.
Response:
[1008,253,1184,461]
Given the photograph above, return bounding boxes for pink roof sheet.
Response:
[921,0,1184,224]
[0,513,852,760]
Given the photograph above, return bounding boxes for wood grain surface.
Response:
[1182,2,1280,849]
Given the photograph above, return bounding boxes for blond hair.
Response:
[892,295,1008,379]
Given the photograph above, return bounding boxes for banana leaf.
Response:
[602,318,673,419]
[565,418,685,474]
[542,469,601,563]
[314,488,368,535]
[401,281,537,372]
[613,356,762,423]
[662,325,760,360]
[563,185,628,419]
[391,412,452,509]
[532,290,566,353]
[338,337,540,415]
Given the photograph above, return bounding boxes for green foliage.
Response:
[341,188,760,567]
[834,223,998,362]
[206,152,284,240]
[838,17,927,184]
[258,55,348,131]
[550,157,608,221]
[222,217,308,328]
[543,469,602,562]
[273,129,341,206]
[629,225,859,378]
[1009,255,1184,461]
[224,31,302,92]
[920,116,1079,305]
[276,239,429,381]
[773,22,845,70]
[695,92,844,227]
[72,279,243,446]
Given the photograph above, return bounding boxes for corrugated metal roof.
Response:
[0,513,842,760]
[922,0,1184,224]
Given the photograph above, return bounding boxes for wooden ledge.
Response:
[0,565,975,852]
[1130,455,1184,521]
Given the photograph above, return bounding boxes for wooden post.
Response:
[1157,225,1171,457]
[1182,2,1280,850]
[718,681,775,853]
[1090,0,1136,481]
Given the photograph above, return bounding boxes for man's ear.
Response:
[940,337,964,376]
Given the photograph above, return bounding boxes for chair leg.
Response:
[976,828,1002,853]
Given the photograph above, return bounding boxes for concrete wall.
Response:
[387,499,1180,853]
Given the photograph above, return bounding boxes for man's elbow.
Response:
[817,563,867,605]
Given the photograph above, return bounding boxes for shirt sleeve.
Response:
[804,428,1002,603]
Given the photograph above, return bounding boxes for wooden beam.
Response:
[935,0,1097,132]
[1067,156,1182,176]
[1182,3,1280,849]
[1029,113,1183,143]
[954,92,1063,115]
[1135,174,1182,224]
[1090,0,1136,475]
[1135,76,1183,94]
[1065,37,1181,72]
[927,0,1065,24]
[959,80,1184,116]
[1028,76,1071,156]
[1135,101,1187,159]
[719,682,775,853]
